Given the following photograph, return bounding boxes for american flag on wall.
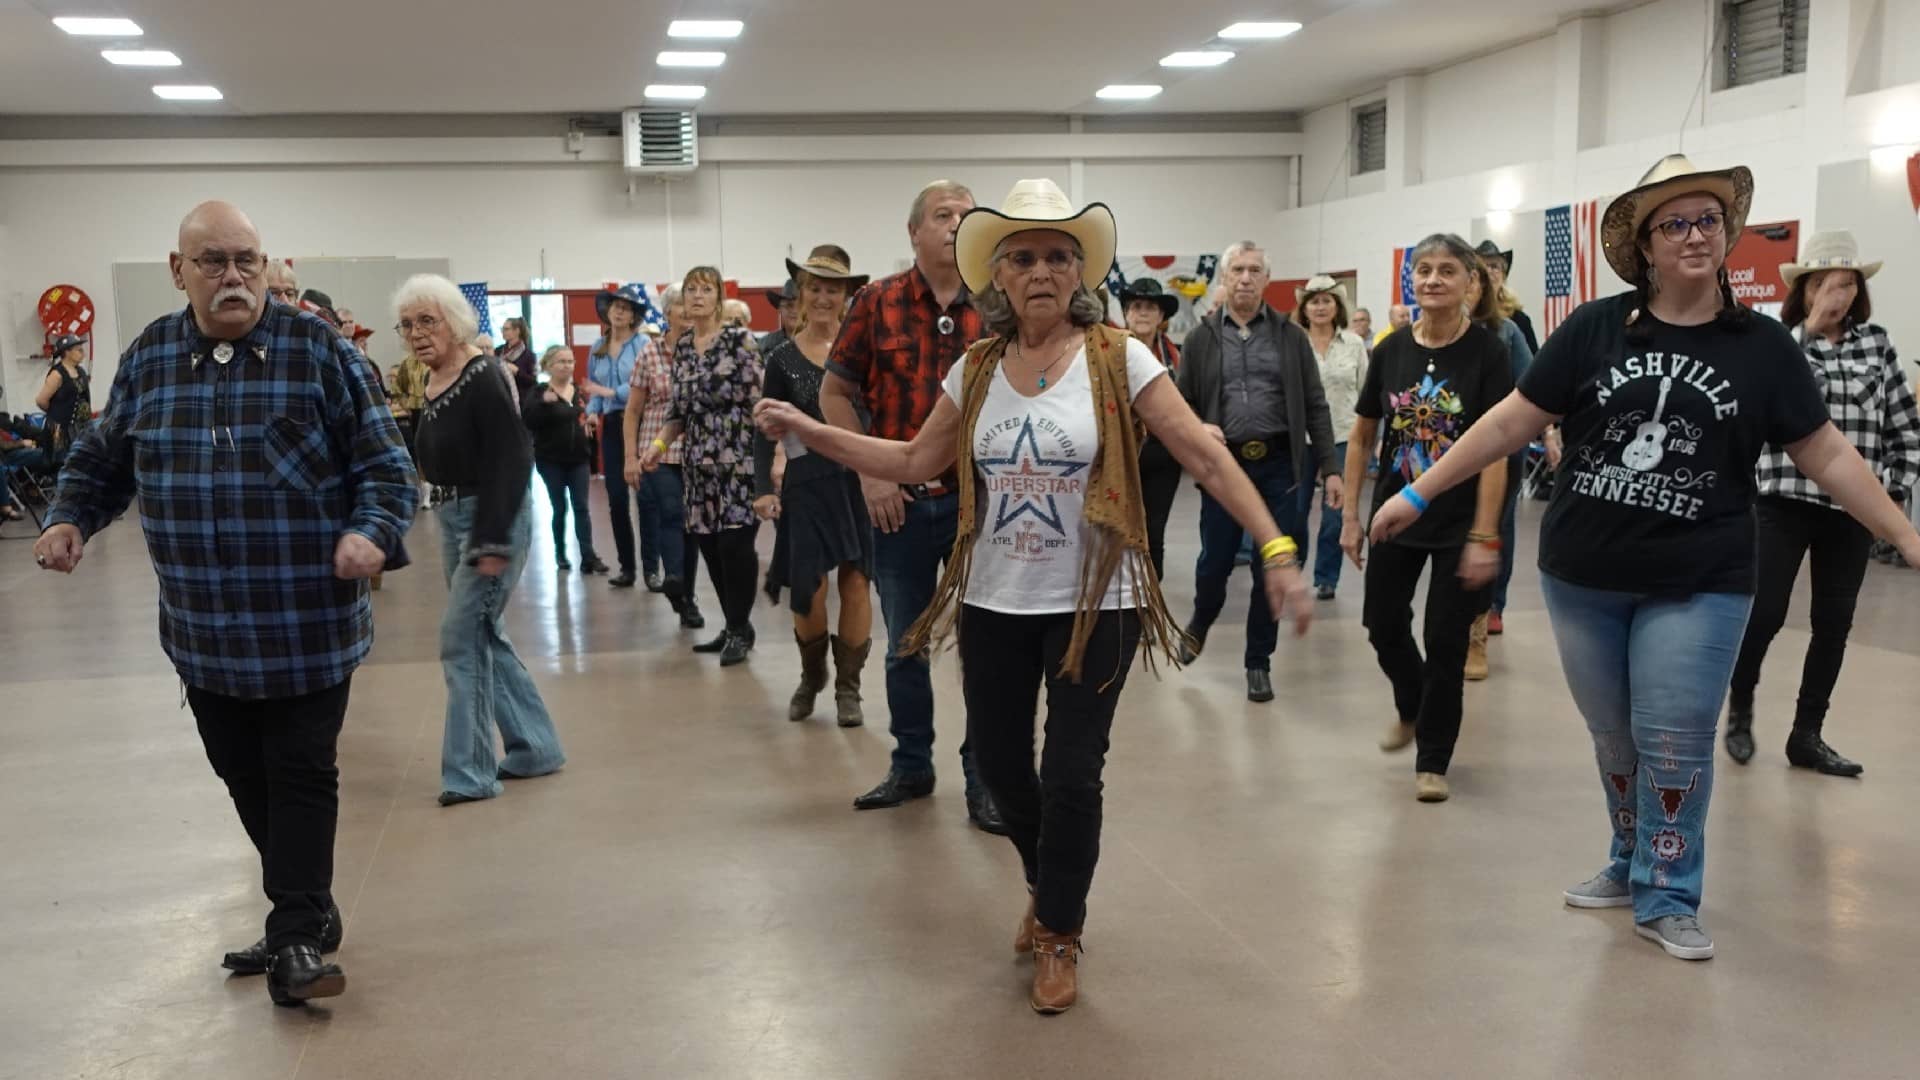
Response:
[1390,244,1416,306]
[459,282,493,337]
[1542,200,1599,338]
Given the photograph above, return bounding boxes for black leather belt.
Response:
[906,482,951,499]
[1232,435,1288,462]
[429,484,481,506]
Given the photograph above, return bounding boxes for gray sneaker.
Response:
[1563,871,1632,909]
[1636,914,1715,960]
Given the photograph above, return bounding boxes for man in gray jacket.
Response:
[1176,240,1343,702]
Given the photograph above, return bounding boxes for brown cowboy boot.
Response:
[1465,613,1490,681]
[789,632,831,721]
[830,635,870,728]
[1014,893,1036,955]
[1030,924,1083,1015]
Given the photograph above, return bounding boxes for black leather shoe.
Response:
[1316,585,1336,601]
[680,606,706,630]
[1175,624,1206,666]
[719,630,753,667]
[437,790,489,806]
[223,904,343,975]
[1247,669,1275,703]
[556,557,572,571]
[608,572,637,589]
[967,790,1010,835]
[1786,732,1863,777]
[266,945,345,1006]
[853,769,936,810]
[693,630,730,654]
[581,557,610,575]
[1725,707,1755,765]
[645,572,666,593]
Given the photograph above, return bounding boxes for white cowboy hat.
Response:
[1780,230,1881,287]
[1600,153,1754,284]
[953,178,1117,295]
[1293,274,1349,311]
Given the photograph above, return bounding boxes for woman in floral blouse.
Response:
[640,266,765,666]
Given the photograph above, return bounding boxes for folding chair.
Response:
[1520,441,1555,501]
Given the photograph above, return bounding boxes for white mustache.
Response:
[214,287,256,309]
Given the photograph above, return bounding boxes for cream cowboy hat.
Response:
[953,178,1117,294]
[1780,230,1881,288]
[1294,274,1349,311]
[1600,153,1754,283]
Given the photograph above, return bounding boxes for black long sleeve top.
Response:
[416,354,532,561]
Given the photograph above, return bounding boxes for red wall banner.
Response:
[1724,220,1799,313]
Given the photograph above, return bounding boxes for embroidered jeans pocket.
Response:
[263,415,333,492]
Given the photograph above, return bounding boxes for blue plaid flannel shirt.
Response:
[47,303,419,700]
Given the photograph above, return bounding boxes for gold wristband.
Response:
[1258,536,1297,563]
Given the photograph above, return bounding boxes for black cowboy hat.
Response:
[1473,240,1514,271]
[1117,276,1180,321]
[764,279,797,307]
[49,333,87,356]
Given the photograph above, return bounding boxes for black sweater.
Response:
[416,355,532,560]
[521,381,592,466]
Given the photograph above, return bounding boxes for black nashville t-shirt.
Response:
[1518,292,1829,595]
[1358,322,1514,549]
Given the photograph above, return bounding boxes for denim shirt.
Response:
[586,334,641,416]
[46,303,419,700]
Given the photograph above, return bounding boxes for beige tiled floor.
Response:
[3,489,1918,1079]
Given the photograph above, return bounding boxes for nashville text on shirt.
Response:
[1593,351,1738,418]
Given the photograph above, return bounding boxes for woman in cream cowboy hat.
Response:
[753,245,879,727]
[755,178,1314,1014]
[1291,274,1368,600]
[1724,230,1917,777]
[1367,155,1920,961]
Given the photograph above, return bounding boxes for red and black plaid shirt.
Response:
[827,266,982,482]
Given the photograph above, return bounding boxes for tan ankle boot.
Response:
[1465,614,1490,681]
[830,635,870,728]
[1379,720,1416,752]
[1014,894,1036,955]
[1030,925,1083,1014]
[788,632,831,721]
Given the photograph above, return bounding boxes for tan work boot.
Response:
[830,635,870,728]
[1465,613,1490,681]
[1416,772,1451,802]
[1014,894,1036,955]
[1030,925,1083,1014]
[788,632,831,721]
[1380,721,1416,752]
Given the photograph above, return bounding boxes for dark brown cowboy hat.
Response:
[784,244,869,291]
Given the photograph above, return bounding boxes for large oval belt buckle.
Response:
[1240,439,1268,461]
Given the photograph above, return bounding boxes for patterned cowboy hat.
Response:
[1600,153,1754,283]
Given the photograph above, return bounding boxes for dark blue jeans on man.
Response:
[1191,449,1307,671]
[872,492,979,795]
[1296,441,1349,591]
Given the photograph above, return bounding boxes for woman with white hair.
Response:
[396,274,566,806]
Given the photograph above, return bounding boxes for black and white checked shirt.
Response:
[1755,321,1920,508]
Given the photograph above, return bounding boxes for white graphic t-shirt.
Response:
[942,336,1169,615]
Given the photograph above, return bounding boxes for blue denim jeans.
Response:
[638,464,688,585]
[534,460,597,565]
[1541,574,1752,922]
[1191,451,1306,671]
[436,497,566,799]
[872,492,976,792]
[1297,441,1347,590]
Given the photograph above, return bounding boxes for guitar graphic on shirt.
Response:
[1622,376,1672,472]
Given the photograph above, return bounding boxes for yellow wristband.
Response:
[1258,536,1297,563]
[652,437,669,453]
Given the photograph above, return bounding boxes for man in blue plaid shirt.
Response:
[34,201,417,1007]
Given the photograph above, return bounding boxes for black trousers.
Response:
[188,677,351,950]
[1361,542,1489,775]
[600,410,640,575]
[1728,495,1874,732]
[1139,439,1183,582]
[959,605,1141,934]
[696,523,761,633]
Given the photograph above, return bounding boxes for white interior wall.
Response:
[1418,36,1557,181]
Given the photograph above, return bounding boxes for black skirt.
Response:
[764,460,874,615]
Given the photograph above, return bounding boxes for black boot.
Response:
[967,788,1010,835]
[1725,705,1755,765]
[692,630,730,654]
[580,555,610,575]
[223,903,344,975]
[720,627,754,667]
[1176,623,1206,666]
[853,768,935,810]
[1786,729,1863,777]
[1246,669,1275,703]
[266,945,346,1006]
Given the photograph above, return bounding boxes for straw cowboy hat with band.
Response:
[785,245,870,291]
[954,178,1117,295]
[1294,274,1350,316]
[1780,230,1882,288]
[1601,153,1754,283]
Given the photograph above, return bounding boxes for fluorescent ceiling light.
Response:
[1096,84,1163,101]
[53,16,143,36]
[657,51,726,67]
[644,84,708,101]
[1219,21,1302,40]
[152,84,223,101]
[667,19,743,39]
[102,49,181,66]
[1161,50,1235,68]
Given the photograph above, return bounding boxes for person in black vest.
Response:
[35,333,93,464]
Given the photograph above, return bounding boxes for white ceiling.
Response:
[0,0,1624,118]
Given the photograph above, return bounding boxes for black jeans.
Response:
[959,605,1141,934]
[1139,439,1183,582]
[534,460,598,564]
[1728,495,1874,732]
[696,523,761,633]
[1362,541,1490,775]
[188,677,351,950]
[599,411,641,575]
[1191,451,1307,670]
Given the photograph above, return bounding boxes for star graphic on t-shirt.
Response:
[975,416,1088,534]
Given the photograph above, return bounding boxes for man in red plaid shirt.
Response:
[821,180,1005,834]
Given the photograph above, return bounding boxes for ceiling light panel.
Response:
[1161,50,1234,68]
[657,51,726,67]
[102,49,181,66]
[1096,84,1163,101]
[53,16,143,36]
[667,19,743,39]
[1218,21,1302,40]
[644,84,708,101]
[152,85,223,101]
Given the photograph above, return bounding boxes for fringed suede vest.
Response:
[900,323,1188,685]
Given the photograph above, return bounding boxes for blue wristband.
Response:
[1399,486,1430,514]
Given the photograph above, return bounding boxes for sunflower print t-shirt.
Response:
[1357,322,1514,550]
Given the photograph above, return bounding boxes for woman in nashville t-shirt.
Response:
[1367,155,1920,963]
